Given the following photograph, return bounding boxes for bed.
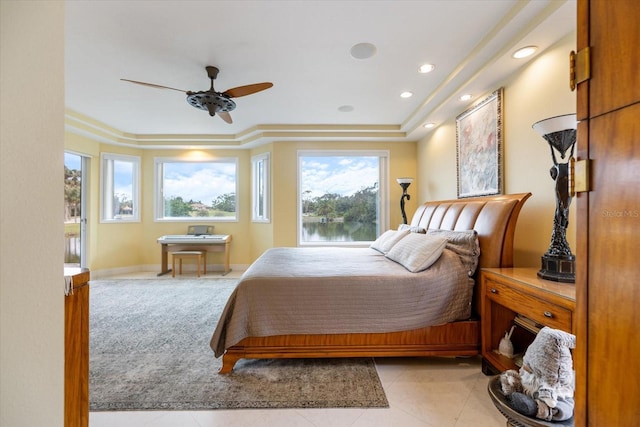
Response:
[211,192,531,373]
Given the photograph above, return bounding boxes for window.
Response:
[298,151,388,245]
[252,152,270,222]
[155,157,238,221]
[101,153,140,222]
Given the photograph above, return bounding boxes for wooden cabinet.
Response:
[575,1,640,425]
[480,268,576,374]
[64,268,90,427]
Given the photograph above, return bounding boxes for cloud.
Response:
[163,162,236,204]
[301,156,378,198]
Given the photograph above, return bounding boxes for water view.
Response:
[301,220,378,242]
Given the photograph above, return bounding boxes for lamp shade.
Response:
[396,178,413,185]
[532,114,577,135]
[532,114,577,160]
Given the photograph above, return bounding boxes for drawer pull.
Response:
[544,311,554,318]
[490,288,498,294]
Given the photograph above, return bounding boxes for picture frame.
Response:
[456,88,503,198]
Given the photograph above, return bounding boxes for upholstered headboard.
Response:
[410,193,531,270]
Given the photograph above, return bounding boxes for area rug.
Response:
[89,278,388,410]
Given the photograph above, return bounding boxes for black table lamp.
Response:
[532,114,577,283]
[397,178,413,224]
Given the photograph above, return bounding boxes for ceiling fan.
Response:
[121,66,273,124]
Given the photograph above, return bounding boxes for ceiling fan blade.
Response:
[120,79,187,93]
[218,111,233,124]
[223,82,273,98]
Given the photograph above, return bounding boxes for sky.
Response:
[113,160,134,199]
[64,152,81,170]
[162,161,236,203]
[300,155,379,199]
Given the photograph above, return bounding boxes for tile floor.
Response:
[89,270,506,427]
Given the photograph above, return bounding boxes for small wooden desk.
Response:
[157,234,232,276]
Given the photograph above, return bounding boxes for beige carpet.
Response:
[89,279,389,410]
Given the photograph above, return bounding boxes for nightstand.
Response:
[480,268,576,374]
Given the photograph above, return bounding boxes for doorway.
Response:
[64,152,88,268]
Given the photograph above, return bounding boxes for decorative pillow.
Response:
[385,233,448,273]
[369,229,410,254]
[397,223,427,234]
[427,229,481,276]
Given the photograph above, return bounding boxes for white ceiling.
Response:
[65,0,576,148]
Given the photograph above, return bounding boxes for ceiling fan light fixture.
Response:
[121,65,271,124]
[186,92,236,116]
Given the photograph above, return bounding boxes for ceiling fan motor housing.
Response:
[186,92,236,116]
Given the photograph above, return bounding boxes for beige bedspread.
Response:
[210,247,472,357]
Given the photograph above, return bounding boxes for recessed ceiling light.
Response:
[423,122,436,129]
[338,105,354,112]
[418,63,435,73]
[400,91,413,98]
[350,42,377,59]
[459,94,473,101]
[512,46,537,59]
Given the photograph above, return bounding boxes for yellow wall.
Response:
[64,134,416,274]
[418,31,577,266]
[66,134,146,271]
[138,149,254,270]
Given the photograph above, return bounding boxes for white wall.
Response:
[0,2,65,426]
[417,31,577,266]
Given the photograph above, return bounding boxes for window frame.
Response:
[100,152,140,223]
[297,150,389,247]
[251,152,271,223]
[154,156,239,222]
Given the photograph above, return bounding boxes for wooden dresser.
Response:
[64,268,90,427]
[480,268,576,374]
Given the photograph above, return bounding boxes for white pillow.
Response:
[426,229,481,276]
[370,229,410,254]
[397,223,426,234]
[385,233,448,272]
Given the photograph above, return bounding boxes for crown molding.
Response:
[65,110,410,149]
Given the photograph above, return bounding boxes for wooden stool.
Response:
[171,251,206,277]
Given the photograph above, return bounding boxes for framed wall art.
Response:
[456,88,503,198]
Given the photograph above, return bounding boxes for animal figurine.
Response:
[499,326,576,421]
[498,325,516,358]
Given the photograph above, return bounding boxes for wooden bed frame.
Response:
[219,192,531,373]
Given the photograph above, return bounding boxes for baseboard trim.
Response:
[90,263,248,279]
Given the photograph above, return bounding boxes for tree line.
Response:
[65,166,81,221]
[165,193,236,217]
[303,184,378,223]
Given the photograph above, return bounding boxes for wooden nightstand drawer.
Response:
[481,268,575,374]
[485,278,572,331]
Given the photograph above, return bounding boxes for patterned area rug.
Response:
[89,279,388,410]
